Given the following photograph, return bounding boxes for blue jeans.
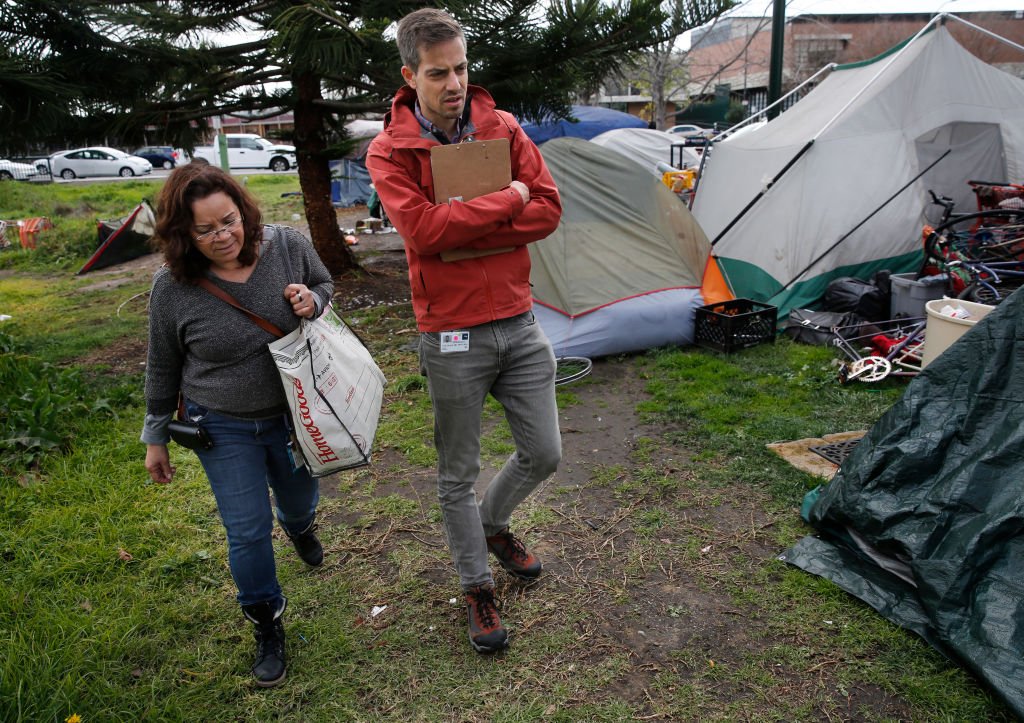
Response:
[185,401,319,607]
[419,311,561,590]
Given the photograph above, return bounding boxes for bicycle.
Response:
[921,188,1024,303]
[831,317,928,384]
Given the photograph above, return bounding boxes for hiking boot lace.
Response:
[469,587,501,628]
[502,532,529,561]
[253,620,284,657]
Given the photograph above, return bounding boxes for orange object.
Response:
[662,168,696,192]
[345,234,358,245]
[699,255,734,305]
[17,217,52,249]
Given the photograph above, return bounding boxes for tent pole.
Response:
[813,14,945,141]
[710,140,815,247]
[768,149,952,298]
[689,143,711,210]
[943,13,1024,53]
[719,63,836,138]
[711,17,946,252]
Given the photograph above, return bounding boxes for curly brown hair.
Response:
[154,162,263,283]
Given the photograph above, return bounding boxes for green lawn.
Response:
[0,180,1015,722]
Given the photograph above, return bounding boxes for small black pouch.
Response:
[167,419,214,450]
[168,394,214,450]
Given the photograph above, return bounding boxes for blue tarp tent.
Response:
[331,119,384,208]
[330,158,373,208]
[520,105,647,146]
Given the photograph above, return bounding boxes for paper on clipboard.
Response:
[431,140,516,262]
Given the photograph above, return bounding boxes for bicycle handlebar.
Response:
[928,189,954,209]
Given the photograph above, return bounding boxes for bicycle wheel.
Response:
[554,356,592,386]
[925,210,1024,263]
[957,278,1024,305]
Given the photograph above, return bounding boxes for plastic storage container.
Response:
[890,272,948,320]
[920,298,994,369]
[695,299,777,353]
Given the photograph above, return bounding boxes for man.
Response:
[366,7,562,654]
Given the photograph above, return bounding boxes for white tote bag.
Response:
[199,227,386,476]
[268,306,386,475]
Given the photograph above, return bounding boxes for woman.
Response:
[142,162,334,687]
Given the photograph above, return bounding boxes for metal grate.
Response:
[809,437,864,466]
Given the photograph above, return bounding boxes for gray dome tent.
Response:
[530,137,715,358]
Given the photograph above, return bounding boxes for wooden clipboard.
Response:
[431,140,516,262]
[431,139,511,204]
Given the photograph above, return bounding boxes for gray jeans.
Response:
[419,311,561,590]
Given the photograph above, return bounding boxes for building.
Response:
[209,110,295,140]
[685,11,1024,119]
[596,11,1024,129]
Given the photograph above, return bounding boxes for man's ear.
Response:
[401,65,416,88]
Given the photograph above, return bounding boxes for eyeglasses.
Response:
[194,216,243,244]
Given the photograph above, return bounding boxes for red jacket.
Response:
[366,85,561,332]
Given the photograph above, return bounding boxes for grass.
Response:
[0,180,1017,721]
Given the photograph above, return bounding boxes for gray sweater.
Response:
[142,225,334,443]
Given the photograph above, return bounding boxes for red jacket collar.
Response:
[383,84,500,142]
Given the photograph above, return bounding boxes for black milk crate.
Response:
[695,299,777,353]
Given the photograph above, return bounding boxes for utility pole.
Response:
[767,0,785,119]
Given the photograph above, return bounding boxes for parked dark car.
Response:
[131,146,181,170]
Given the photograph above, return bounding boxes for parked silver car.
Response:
[48,147,152,180]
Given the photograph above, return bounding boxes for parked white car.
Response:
[0,158,39,181]
[667,124,707,137]
[48,147,152,180]
[192,133,297,171]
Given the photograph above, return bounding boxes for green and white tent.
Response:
[692,21,1024,319]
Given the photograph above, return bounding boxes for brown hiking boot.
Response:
[465,585,508,653]
[486,528,542,580]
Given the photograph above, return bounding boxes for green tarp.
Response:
[783,287,1024,717]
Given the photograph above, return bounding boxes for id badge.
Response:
[440,330,470,353]
[282,415,306,473]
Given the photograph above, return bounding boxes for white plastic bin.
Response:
[920,298,995,369]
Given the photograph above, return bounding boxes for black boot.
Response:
[241,597,287,687]
[285,518,324,567]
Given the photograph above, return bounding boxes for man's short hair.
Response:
[396,8,464,71]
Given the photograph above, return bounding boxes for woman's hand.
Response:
[285,284,316,318]
[145,444,176,484]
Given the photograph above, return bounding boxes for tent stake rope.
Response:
[769,148,952,298]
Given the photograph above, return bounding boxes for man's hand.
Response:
[509,180,529,207]
[145,444,176,484]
